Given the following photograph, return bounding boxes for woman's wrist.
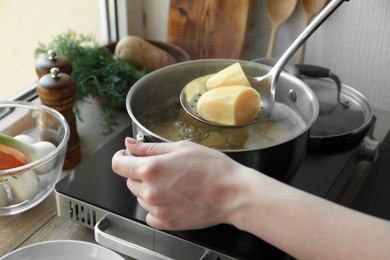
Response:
[223,166,269,231]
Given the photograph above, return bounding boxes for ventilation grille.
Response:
[56,192,105,229]
[68,201,98,228]
[56,193,240,260]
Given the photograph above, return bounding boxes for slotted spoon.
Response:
[180,0,349,128]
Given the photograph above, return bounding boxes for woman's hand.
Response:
[112,137,249,231]
[112,139,390,260]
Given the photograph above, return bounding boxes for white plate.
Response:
[0,240,125,260]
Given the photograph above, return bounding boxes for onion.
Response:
[0,171,39,203]
[0,183,8,206]
[0,133,56,174]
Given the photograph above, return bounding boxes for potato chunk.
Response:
[206,62,251,90]
[197,86,260,125]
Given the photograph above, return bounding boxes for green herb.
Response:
[5,173,18,182]
[35,31,145,134]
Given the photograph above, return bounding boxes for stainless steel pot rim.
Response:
[126,59,319,152]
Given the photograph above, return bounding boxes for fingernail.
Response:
[125,137,137,144]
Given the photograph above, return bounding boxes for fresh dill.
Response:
[35,31,145,134]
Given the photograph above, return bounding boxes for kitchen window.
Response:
[0,0,119,100]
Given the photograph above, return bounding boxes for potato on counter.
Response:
[115,35,176,72]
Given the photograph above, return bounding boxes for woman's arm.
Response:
[234,170,390,259]
[112,137,390,259]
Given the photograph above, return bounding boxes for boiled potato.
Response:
[197,86,260,125]
[206,62,251,90]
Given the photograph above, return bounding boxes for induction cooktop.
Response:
[55,124,375,259]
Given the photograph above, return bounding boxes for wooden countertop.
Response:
[1,96,389,258]
[0,193,94,253]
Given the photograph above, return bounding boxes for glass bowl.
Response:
[0,101,70,216]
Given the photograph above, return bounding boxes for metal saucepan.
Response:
[295,64,374,152]
[252,59,374,153]
[126,59,319,181]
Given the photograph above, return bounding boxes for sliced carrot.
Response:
[0,149,27,170]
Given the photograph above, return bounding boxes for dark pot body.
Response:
[225,131,309,181]
[127,59,319,181]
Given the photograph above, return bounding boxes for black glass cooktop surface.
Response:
[55,124,368,259]
[56,126,287,259]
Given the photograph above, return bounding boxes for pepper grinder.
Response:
[35,50,72,78]
[37,67,81,170]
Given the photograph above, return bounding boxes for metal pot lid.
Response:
[297,65,372,140]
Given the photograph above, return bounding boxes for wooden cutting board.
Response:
[168,0,252,59]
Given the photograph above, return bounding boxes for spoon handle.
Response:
[271,0,349,81]
[296,14,312,64]
[266,24,279,58]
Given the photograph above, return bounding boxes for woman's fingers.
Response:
[111,138,242,231]
[145,212,171,230]
[126,177,142,193]
[125,137,179,157]
[138,197,188,230]
[112,149,144,180]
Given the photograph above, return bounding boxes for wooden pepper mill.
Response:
[37,67,81,170]
[35,50,72,78]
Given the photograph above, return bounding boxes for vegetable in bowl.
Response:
[0,134,39,206]
[0,101,69,215]
[0,133,56,173]
[0,133,56,206]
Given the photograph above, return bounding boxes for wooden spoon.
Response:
[297,0,328,63]
[265,0,298,58]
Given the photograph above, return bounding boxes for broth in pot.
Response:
[141,97,306,150]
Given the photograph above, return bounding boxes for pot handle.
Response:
[296,64,350,108]
[295,64,330,78]
[135,133,146,142]
[95,216,174,260]
[95,215,214,260]
[359,136,380,162]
